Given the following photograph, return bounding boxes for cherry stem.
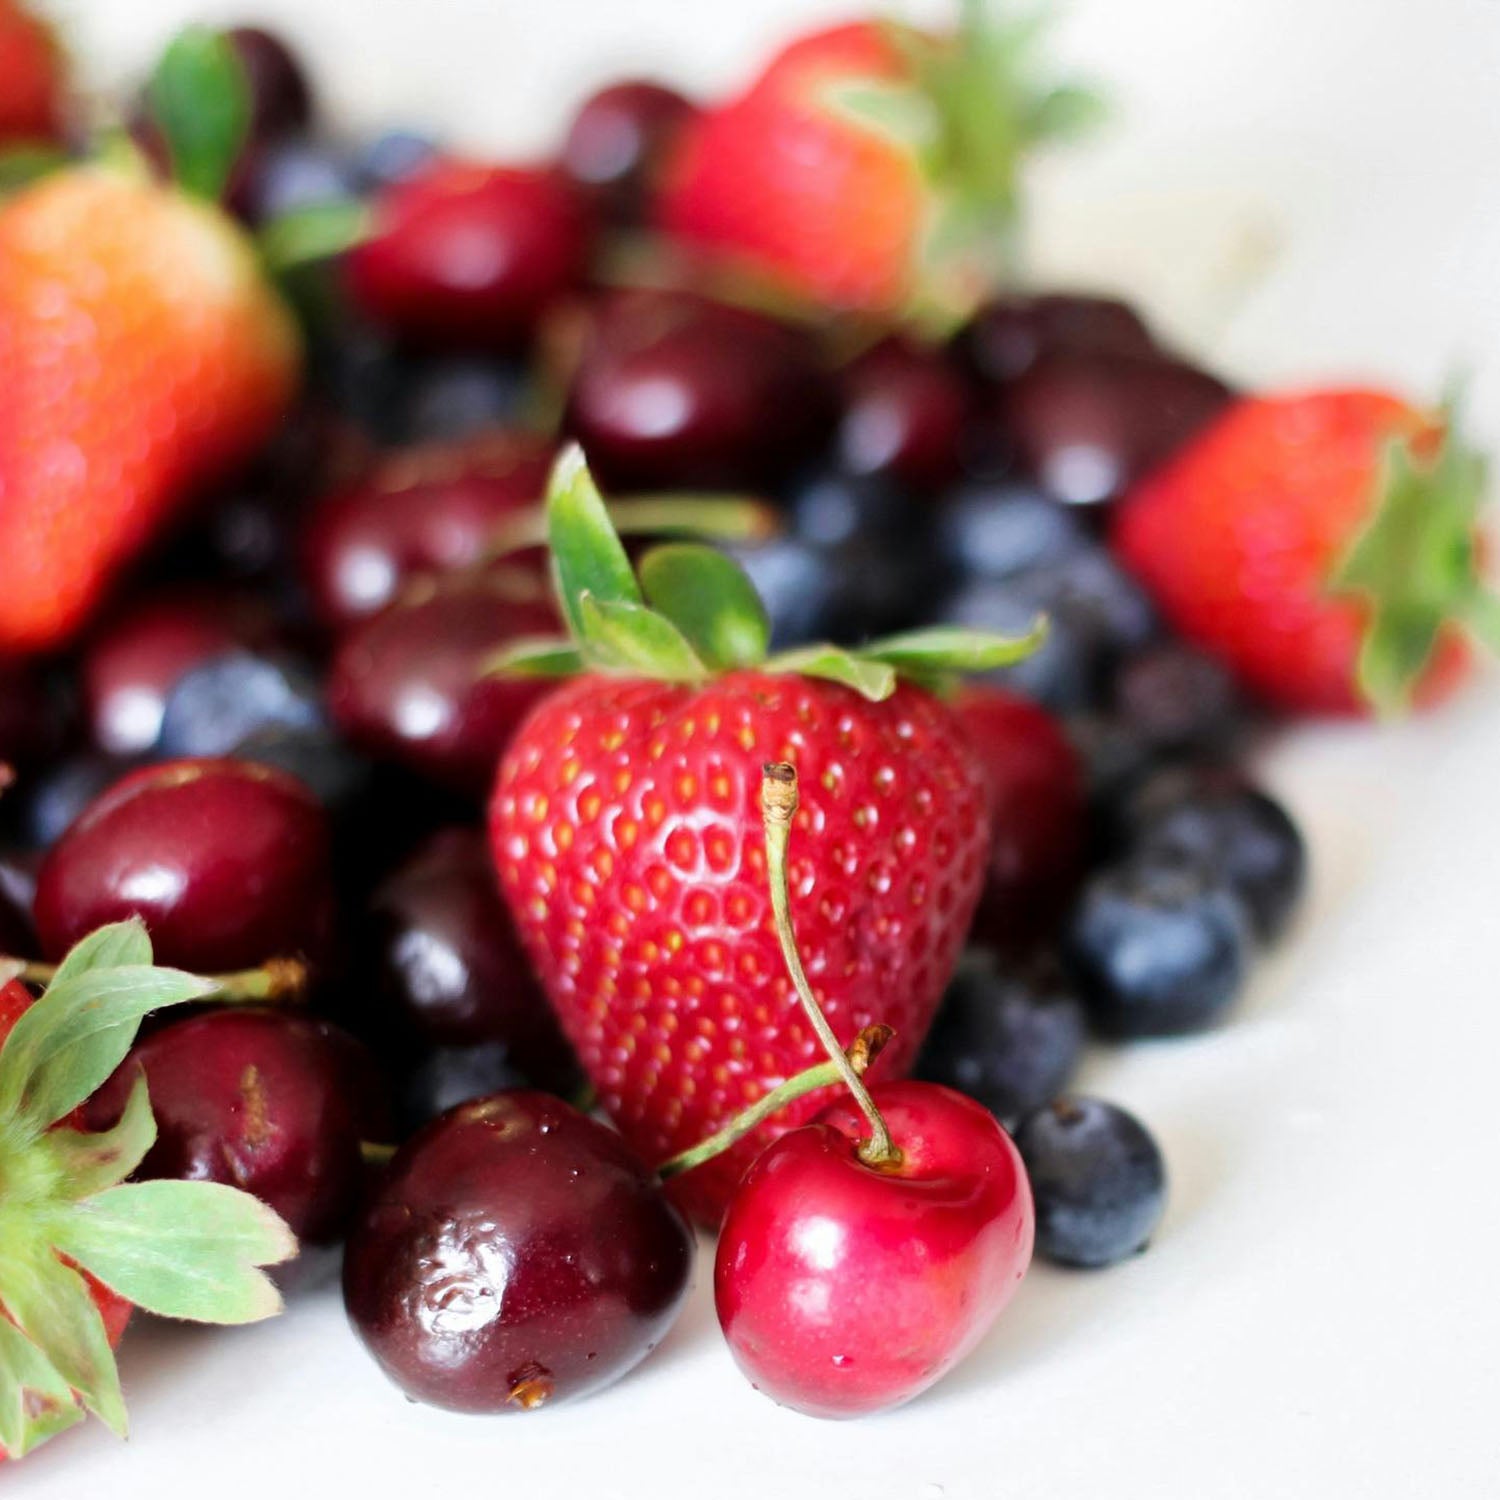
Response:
[761,763,902,1169]
[360,1140,397,1167]
[0,955,309,1004]
[656,1023,894,1180]
[481,495,780,564]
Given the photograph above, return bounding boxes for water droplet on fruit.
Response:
[831,1353,853,1368]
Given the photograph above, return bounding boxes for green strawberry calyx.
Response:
[1329,394,1500,716]
[0,920,297,1462]
[490,445,1046,700]
[822,0,1107,329]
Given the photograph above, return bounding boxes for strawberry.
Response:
[0,30,301,654]
[488,449,1043,1222]
[1111,389,1499,716]
[0,923,295,1463]
[656,7,1101,320]
[0,0,63,145]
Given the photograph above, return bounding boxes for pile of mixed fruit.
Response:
[1,0,1496,1454]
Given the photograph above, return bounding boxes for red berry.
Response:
[490,670,990,1223]
[33,758,334,971]
[343,1090,692,1412]
[715,1079,1033,1417]
[958,292,1156,384]
[560,80,695,222]
[227,26,313,142]
[348,161,593,350]
[955,685,1086,949]
[327,582,559,798]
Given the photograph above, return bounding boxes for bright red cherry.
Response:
[33,759,335,972]
[326,581,558,798]
[715,1080,1034,1419]
[301,431,554,628]
[560,81,696,222]
[86,1008,388,1245]
[348,161,594,350]
[344,1090,693,1412]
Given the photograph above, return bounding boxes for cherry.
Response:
[81,594,264,756]
[227,26,315,143]
[837,336,971,493]
[301,430,553,629]
[565,288,835,489]
[347,160,594,350]
[365,828,577,1089]
[343,1090,693,1412]
[715,1079,1034,1418]
[86,1008,388,1246]
[560,80,696,222]
[33,759,335,972]
[326,581,559,798]
[954,685,1086,948]
[958,292,1157,385]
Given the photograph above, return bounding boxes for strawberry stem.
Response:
[760,764,902,1168]
[656,1023,893,1180]
[0,956,309,1005]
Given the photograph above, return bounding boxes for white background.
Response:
[12,1,1500,1496]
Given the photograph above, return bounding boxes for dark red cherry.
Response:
[327,582,558,798]
[81,594,266,756]
[302,430,554,629]
[86,1008,387,1245]
[33,759,335,972]
[560,80,695,222]
[837,336,971,493]
[227,26,314,142]
[367,828,576,1088]
[958,292,1157,385]
[565,288,835,489]
[348,161,594,350]
[344,1091,693,1412]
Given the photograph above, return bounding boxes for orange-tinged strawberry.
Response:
[0,167,300,653]
[0,0,63,144]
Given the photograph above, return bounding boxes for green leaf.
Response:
[765,645,898,702]
[0,960,214,1141]
[145,26,251,201]
[639,544,770,670]
[577,595,708,683]
[47,1181,295,1325]
[547,446,643,640]
[48,919,152,987]
[822,79,939,154]
[862,618,1049,673]
[485,637,586,678]
[33,1071,157,1202]
[0,1233,127,1437]
[1026,83,1111,143]
[0,1314,84,1459]
[0,144,69,197]
[259,200,371,275]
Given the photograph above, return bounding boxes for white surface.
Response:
[14,1,1500,1496]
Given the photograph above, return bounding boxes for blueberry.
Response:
[1021,549,1158,658]
[238,137,361,226]
[157,652,326,760]
[354,129,439,190]
[1065,851,1252,1036]
[18,753,140,850]
[822,536,933,643]
[1065,712,1158,816]
[787,469,915,549]
[230,726,373,820]
[917,951,1087,1123]
[722,535,837,649]
[1122,769,1307,941]
[397,355,528,441]
[1014,1096,1167,1267]
[936,482,1092,581]
[313,328,407,439]
[1114,642,1243,755]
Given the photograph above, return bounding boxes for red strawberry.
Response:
[657,13,1100,319]
[488,450,1042,1222]
[0,0,63,144]
[1112,389,1497,716]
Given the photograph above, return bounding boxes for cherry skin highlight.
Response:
[715,1079,1034,1418]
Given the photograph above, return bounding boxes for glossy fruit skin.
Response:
[716,1080,1033,1418]
[327,584,558,798]
[565,288,834,490]
[158,651,326,760]
[936,481,1091,582]
[367,828,576,1088]
[1112,389,1470,714]
[86,1008,387,1245]
[33,758,334,971]
[490,671,991,1224]
[1065,852,1252,1037]
[0,168,300,653]
[560,80,695,222]
[343,1091,693,1412]
[955,686,1085,948]
[302,430,552,628]
[0,0,63,143]
[957,293,1156,385]
[348,161,593,350]
[917,951,1086,1123]
[1014,1096,1167,1267]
